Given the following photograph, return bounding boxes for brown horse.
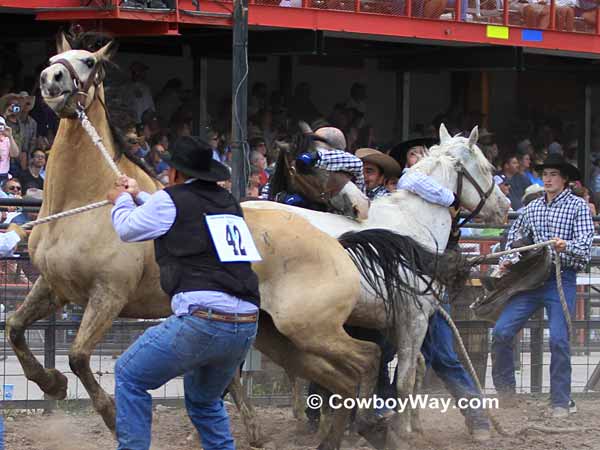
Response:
[268,135,369,221]
[7,33,381,450]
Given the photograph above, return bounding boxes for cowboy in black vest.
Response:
[107,135,260,450]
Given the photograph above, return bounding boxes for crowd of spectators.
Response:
[2,56,600,228]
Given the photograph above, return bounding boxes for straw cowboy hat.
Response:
[162,135,230,182]
[299,120,347,150]
[533,154,580,181]
[0,93,21,114]
[356,147,402,178]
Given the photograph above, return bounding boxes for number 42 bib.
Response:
[205,214,262,262]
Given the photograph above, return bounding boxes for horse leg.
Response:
[255,315,380,450]
[68,287,127,431]
[287,372,307,421]
[411,353,426,435]
[386,308,430,448]
[226,371,266,447]
[7,277,68,398]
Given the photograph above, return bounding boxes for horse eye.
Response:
[84,58,95,69]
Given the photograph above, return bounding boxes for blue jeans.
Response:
[492,269,576,408]
[115,314,257,450]
[0,414,4,450]
[421,305,488,428]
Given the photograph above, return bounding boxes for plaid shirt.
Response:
[503,189,594,271]
[315,148,365,193]
[367,184,389,200]
[261,148,365,199]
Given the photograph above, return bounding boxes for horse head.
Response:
[269,132,368,221]
[40,32,117,118]
[415,124,509,224]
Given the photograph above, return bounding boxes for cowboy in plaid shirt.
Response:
[492,154,594,419]
[263,127,458,211]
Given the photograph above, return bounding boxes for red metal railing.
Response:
[13,0,597,34]
[20,0,600,51]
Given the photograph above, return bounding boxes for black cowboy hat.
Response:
[162,135,230,182]
[533,154,580,181]
[388,137,438,168]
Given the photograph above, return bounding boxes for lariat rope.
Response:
[22,200,112,229]
[21,106,123,230]
[438,238,573,436]
[75,107,124,178]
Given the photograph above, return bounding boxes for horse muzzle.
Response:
[42,90,81,118]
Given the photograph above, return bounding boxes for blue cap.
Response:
[283,193,304,206]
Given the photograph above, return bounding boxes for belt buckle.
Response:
[207,308,213,320]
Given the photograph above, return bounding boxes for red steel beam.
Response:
[29,0,600,55]
[1,0,80,7]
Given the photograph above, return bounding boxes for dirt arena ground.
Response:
[5,396,600,450]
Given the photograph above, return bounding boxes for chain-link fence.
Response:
[1,205,599,409]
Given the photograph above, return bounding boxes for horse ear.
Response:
[439,123,451,144]
[56,33,72,53]
[95,40,119,62]
[298,121,313,134]
[467,126,479,150]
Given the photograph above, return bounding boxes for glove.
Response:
[7,223,27,241]
[296,152,319,171]
[282,193,304,206]
[446,228,461,251]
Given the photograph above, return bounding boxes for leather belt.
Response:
[192,308,258,323]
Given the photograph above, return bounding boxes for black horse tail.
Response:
[338,229,472,325]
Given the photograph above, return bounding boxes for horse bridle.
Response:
[49,58,105,109]
[452,162,495,231]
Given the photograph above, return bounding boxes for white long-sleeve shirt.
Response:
[397,170,455,207]
[0,231,20,257]
[111,186,257,316]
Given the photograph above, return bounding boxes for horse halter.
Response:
[49,58,105,109]
[452,162,495,230]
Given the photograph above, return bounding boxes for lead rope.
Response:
[21,105,123,230]
[437,239,573,437]
[74,106,124,178]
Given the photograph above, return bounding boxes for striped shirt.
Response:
[502,189,594,271]
[397,170,455,207]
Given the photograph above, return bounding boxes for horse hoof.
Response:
[356,415,390,450]
[44,368,68,399]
